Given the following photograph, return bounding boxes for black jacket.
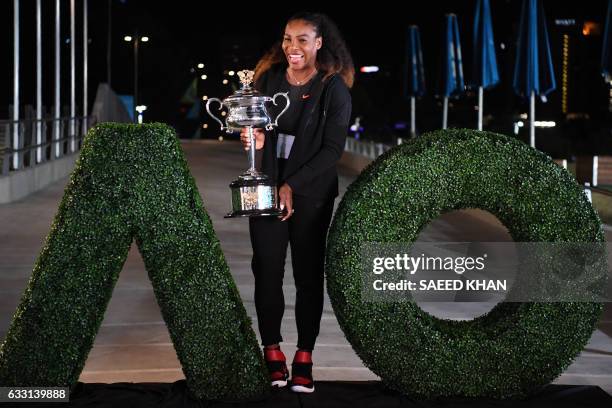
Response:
[256,65,352,200]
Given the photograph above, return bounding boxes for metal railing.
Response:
[0,116,92,177]
[590,186,612,197]
[344,137,392,160]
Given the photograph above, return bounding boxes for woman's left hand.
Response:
[278,183,293,221]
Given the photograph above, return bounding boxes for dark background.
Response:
[1,0,610,156]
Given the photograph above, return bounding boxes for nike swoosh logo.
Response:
[302,94,310,99]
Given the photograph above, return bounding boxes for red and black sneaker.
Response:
[263,346,289,388]
[290,350,315,393]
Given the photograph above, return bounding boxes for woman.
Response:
[240,11,353,393]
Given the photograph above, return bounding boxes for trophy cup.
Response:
[206,70,290,218]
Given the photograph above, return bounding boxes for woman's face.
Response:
[282,19,322,71]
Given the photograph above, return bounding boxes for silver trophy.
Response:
[206,70,290,218]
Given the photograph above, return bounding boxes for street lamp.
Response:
[124,33,149,122]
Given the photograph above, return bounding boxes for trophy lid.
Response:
[224,70,267,103]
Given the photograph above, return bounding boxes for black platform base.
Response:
[7,381,612,408]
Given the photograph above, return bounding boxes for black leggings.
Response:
[249,195,335,351]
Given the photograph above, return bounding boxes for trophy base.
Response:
[224,208,284,218]
[226,171,282,218]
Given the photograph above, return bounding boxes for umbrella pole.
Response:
[530,91,535,148]
[443,96,448,129]
[410,96,416,137]
[478,86,483,131]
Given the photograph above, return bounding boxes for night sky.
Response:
[0,0,609,143]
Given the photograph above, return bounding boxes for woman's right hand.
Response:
[240,128,265,150]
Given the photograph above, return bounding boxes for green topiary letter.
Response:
[326,129,604,398]
[0,123,268,400]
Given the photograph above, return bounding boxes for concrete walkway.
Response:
[0,139,611,393]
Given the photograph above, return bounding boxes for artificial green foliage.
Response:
[326,129,604,399]
[0,123,269,400]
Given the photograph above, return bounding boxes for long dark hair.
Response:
[254,12,355,88]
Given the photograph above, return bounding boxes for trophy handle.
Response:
[265,92,290,131]
[205,98,226,131]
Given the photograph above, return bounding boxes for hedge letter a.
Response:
[0,123,268,400]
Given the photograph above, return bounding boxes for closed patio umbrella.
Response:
[472,0,499,130]
[512,0,556,148]
[405,25,426,137]
[440,14,465,130]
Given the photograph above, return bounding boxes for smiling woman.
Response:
[254,12,354,87]
[240,12,354,394]
[282,19,322,85]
